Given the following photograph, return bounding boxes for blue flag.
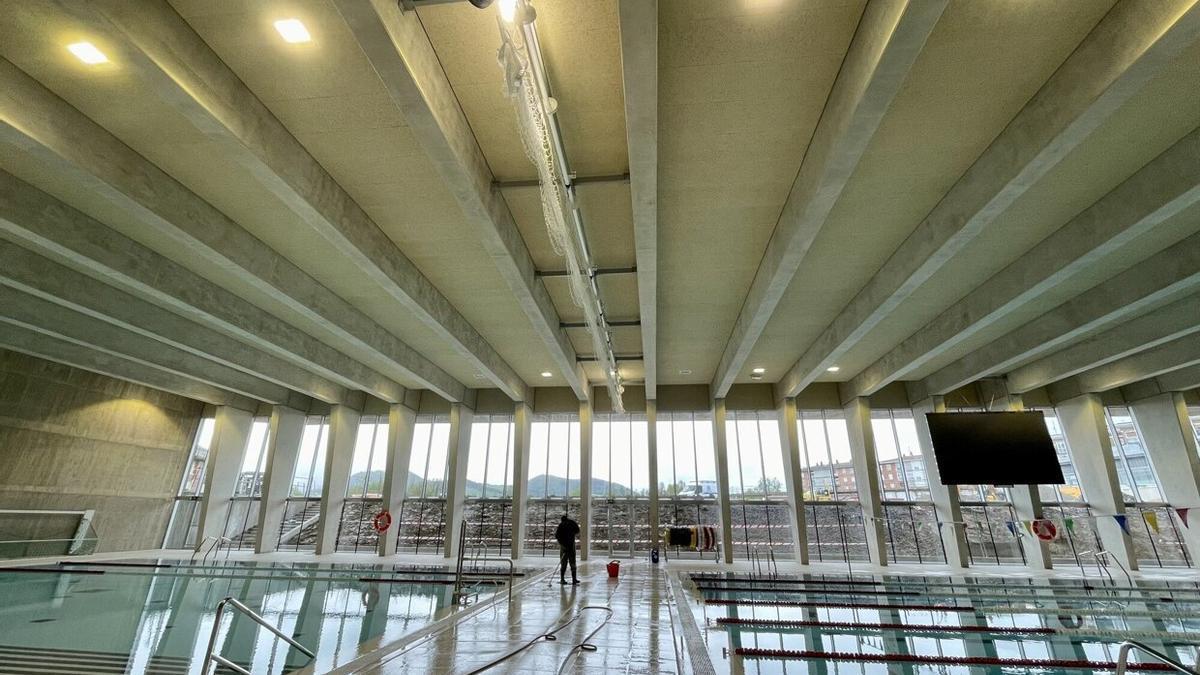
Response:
[1113,515,1129,535]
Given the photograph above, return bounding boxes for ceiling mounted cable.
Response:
[496,0,625,412]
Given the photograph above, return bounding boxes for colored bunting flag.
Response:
[1177,508,1191,528]
[1023,521,1035,536]
[1005,521,1018,537]
[1144,511,1159,534]
[1113,514,1129,535]
[1064,518,1075,532]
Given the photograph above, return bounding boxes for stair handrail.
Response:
[1115,640,1198,674]
[201,596,313,675]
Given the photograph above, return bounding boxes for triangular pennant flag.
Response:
[1006,521,1018,537]
[1177,508,1191,528]
[1065,517,1075,532]
[1113,514,1129,535]
[1023,521,1035,536]
[936,521,944,531]
[1144,511,1159,534]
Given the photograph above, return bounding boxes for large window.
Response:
[223,417,270,550]
[396,415,450,554]
[1190,406,1200,449]
[1113,406,1191,568]
[592,413,650,556]
[796,410,868,561]
[1037,408,1085,503]
[163,416,215,548]
[525,413,581,556]
[657,411,720,558]
[871,410,929,501]
[463,415,514,554]
[337,417,389,553]
[277,416,329,551]
[725,410,791,558]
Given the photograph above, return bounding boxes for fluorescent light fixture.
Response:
[67,42,108,65]
[274,18,311,43]
[499,0,518,22]
[541,371,552,378]
[827,366,840,372]
[751,367,766,375]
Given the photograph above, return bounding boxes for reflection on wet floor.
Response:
[339,559,685,674]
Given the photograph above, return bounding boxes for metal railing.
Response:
[1115,640,1198,675]
[190,535,232,566]
[201,596,313,675]
[1081,548,1134,587]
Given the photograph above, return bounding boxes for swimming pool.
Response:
[683,571,1200,674]
[0,560,514,674]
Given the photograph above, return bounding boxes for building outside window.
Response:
[725,410,791,558]
[656,411,720,559]
[463,414,514,554]
[396,415,450,554]
[872,410,942,563]
[222,417,270,550]
[796,410,868,561]
[277,415,329,551]
[591,412,650,556]
[525,413,581,556]
[1110,406,1191,567]
[163,416,215,548]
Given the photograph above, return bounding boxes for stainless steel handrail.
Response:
[1115,640,1198,674]
[452,520,469,605]
[468,556,515,603]
[201,596,313,675]
[1082,548,1133,587]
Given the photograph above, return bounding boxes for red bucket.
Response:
[606,560,620,579]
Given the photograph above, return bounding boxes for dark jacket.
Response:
[554,518,580,546]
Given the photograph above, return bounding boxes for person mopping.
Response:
[555,514,580,585]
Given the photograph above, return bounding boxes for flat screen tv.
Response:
[925,411,1065,486]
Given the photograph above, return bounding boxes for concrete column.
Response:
[647,399,660,550]
[195,406,253,547]
[255,406,305,554]
[510,401,532,559]
[713,399,735,563]
[1055,393,1138,570]
[379,403,417,556]
[985,389,1051,570]
[579,400,593,561]
[843,397,887,566]
[776,397,809,564]
[443,402,474,559]
[910,396,968,567]
[315,404,362,555]
[1129,392,1200,562]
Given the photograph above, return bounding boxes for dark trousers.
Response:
[558,542,577,581]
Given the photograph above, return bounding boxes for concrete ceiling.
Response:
[0,0,1197,411]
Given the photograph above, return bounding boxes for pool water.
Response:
[686,572,1200,674]
[0,560,509,674]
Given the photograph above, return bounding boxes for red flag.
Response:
[1177,507,1191,528]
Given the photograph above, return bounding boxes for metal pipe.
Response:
[202,596,313,674]
[1115,640,1199,675]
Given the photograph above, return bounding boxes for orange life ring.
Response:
[372,510,393,533]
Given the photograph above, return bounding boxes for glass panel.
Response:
[657,412,720,559]
[797,411,857,501]
[346,417,388,499]
[467,415,514,499]
[1105,406,1164,503]
[164,416,215,548]
[1038,409,1086,502]
[178,417,215,497]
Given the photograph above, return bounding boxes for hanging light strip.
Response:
[497,1,626,411]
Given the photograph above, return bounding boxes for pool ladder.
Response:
[201,596,313,675]
[451,519,515,606]
[1115,640,1198,674]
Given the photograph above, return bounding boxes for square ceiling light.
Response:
[274,18,311,43]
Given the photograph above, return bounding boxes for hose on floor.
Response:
[464,605,613,675]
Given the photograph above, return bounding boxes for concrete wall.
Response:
[0,351,203,552]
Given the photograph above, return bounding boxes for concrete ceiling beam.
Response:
[332,0,587,401]
[912,230,1200,400]
[710,0,946,398]
[0,170,397,404]
[1008,294,1200,393]
[778,0,1200,399]
[618,0,660,399]
[0,236,351,405]
[0,57,466,403]
[0,322,260,410]
[0,284,299,405]
[72,0,527,402]
[1047,334,1200,401]
[849,126,1200,398]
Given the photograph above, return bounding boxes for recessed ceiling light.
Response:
[274,18,311,43]
[541,371,552,378]
[473,373,486,379]
[827,366,840,372]
[678,369,692,375]
[498,0,518,22]
[751,367,766,375]
[67,42,108,65]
